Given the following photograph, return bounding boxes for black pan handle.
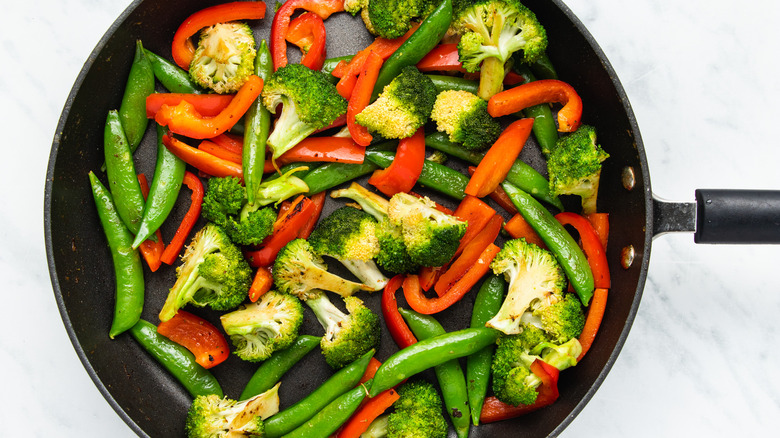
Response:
[653,189,780,243]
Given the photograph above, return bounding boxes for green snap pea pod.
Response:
[129,319,222,398]
[369,327,500,397]
[119,40,155,152]
[529,52,559,80]
[89,171,144,338]
[501,181,595,305]
[425,132,564,210]
[364,149,468,200]
[283,381,369,438]
[322,55,354,84]
[131,125,185,248]
[371,0,453,100]
[512,65,559,156]
[465,275,506,426]
[239,335,320,400]
[303,161,379,196]
[426,74,480,95]
[143,48,203,94]
[244,40,273,205]
[263,349,375,438]
[399,308,471,438]
[104,110,146,236]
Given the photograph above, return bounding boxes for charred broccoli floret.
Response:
[430,89,501,151]
[220,291,304,362]
[159,223,252,322]
[189,22,257,94]
[387,380,448,438]
[185,383,280,437]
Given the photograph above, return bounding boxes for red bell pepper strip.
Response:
[504,213,547,249]
[487,79,583,132]
[416,43,466,73]
[171,1,267,70]
[146,93,234,118]
[465,118,534,198]
[403,243,500,315]
[586,213,609,250]
[297,191,326,240]
[249,266,274,303]
[270,0,344,70]
[578,288,608,361]
[336,387,400,438]
[155,75,263,139]
[382,275,418,349]
[418,266,442,292]
[360,357,383,385]
[160,171,204,265]
[282,136,366,165]
[156,310,230,369]
[347,51,383,141]
[434,214,502,297]
[198,140,242,165]
[367,128,425,197]
[163,134,243,179]
[555,212,610,289]
[466,166,518,215]
[210,132,244,154]
[285,12,327,71]
[451,195,497,257]
[479,360,560,423]
[245,196,316,267]
[136,173,165,272]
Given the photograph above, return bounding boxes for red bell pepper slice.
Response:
[163,134,243,179]
[451,195,497,257]
[285,12,327,71]
[146,93,234,119]
[249,266,274,303]
[466,166,518,215]
[465,118,534,198]
[297,191,326,240]
[156,310,230,369]
[210,132,244,154]
[155,75,263,139]
[198,140,242,165]
[337,387,399,438]
[480,359,560,422]
[270,0,344,70]
[382,275,418,349]
[347,51,383,142]
[504,213,546,249]
[367,128,425,197]
[586,213,609,250]
[416,43,466,73]
[487,79,583,132]
[555,212,610,289]
[244,195,316,267]
[171,1,267,70]
[578,287,608,361]
[360,357,383,385]
[136,174,165,272]
[160,171,204,265]
[418,266,442,292]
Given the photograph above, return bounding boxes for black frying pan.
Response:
[44,0,780,436]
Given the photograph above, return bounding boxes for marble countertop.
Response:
[5,0,779,436]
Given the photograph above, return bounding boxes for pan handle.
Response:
[653,189,780,243]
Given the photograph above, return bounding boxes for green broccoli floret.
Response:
[532,292,586,344]
[486,238,567,335]
[201,170,309,246]
[547,124,609,215]
[491,331,581,407]
[430,89,501,151]
[219,291,304,362]
[189,22,257,94]
[355,66,436,140]
[273,238,373,300]
[365,0,428,39]
[308,206,389,291]
[387,380,448,438]
[305,292,381,369]
[387,192,466,267]
[185,383,280,437]
[453,0,547,99]
[344,0,369,15]
[159,223,252,322]
[262,64,347,160]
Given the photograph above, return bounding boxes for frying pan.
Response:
[44,0,780,436]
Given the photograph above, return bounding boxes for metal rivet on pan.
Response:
[621,245,635,269]
[622,166,636,191]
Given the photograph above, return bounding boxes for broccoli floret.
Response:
[387,192,466,267]
[387,380,448,438]
[305,293,381,369]
[189,22,257,94]
[330,182,391,221]
[355,66,436,140]
[344,0,369,15]
[366,0,427,39]
[453,0,547,99]
[202,170,309,246]
[362,414,390,438]
[273,238,373,300]
[309,206,389,291]
[186,383,280,437]
[430,89,501,151]
[547,124,609,215]
[159,223,252,322]
[532,292,586,344]
[262,64,347,160]
[491,332,581,406]
[486,238,567,335]
[219,291,304,362]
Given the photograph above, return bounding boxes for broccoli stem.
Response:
[478,57,506,100]
[339,259,388,291]
[305,293,346,341]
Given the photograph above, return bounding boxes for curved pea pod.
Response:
[144,48,203,94]
[243,40,273,205]
[283,382,369,438]
[104,110,146,235]
[119,40,155,152]
[239,335,320,400]
[88,171,143,338]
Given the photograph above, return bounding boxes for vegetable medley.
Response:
[88,0,613,436]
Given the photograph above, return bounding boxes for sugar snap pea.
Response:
[243,40,273,205]
[364,149,468,200]
[512,64,559,156]
[119,40,155,152]
[303,161,379,195]
[283,381,369,438]
[239,335,320,400]
[426,74,480,94]
[144,48,203,94]
[104,109,146,236]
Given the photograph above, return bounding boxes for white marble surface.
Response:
[4,0,780,436]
